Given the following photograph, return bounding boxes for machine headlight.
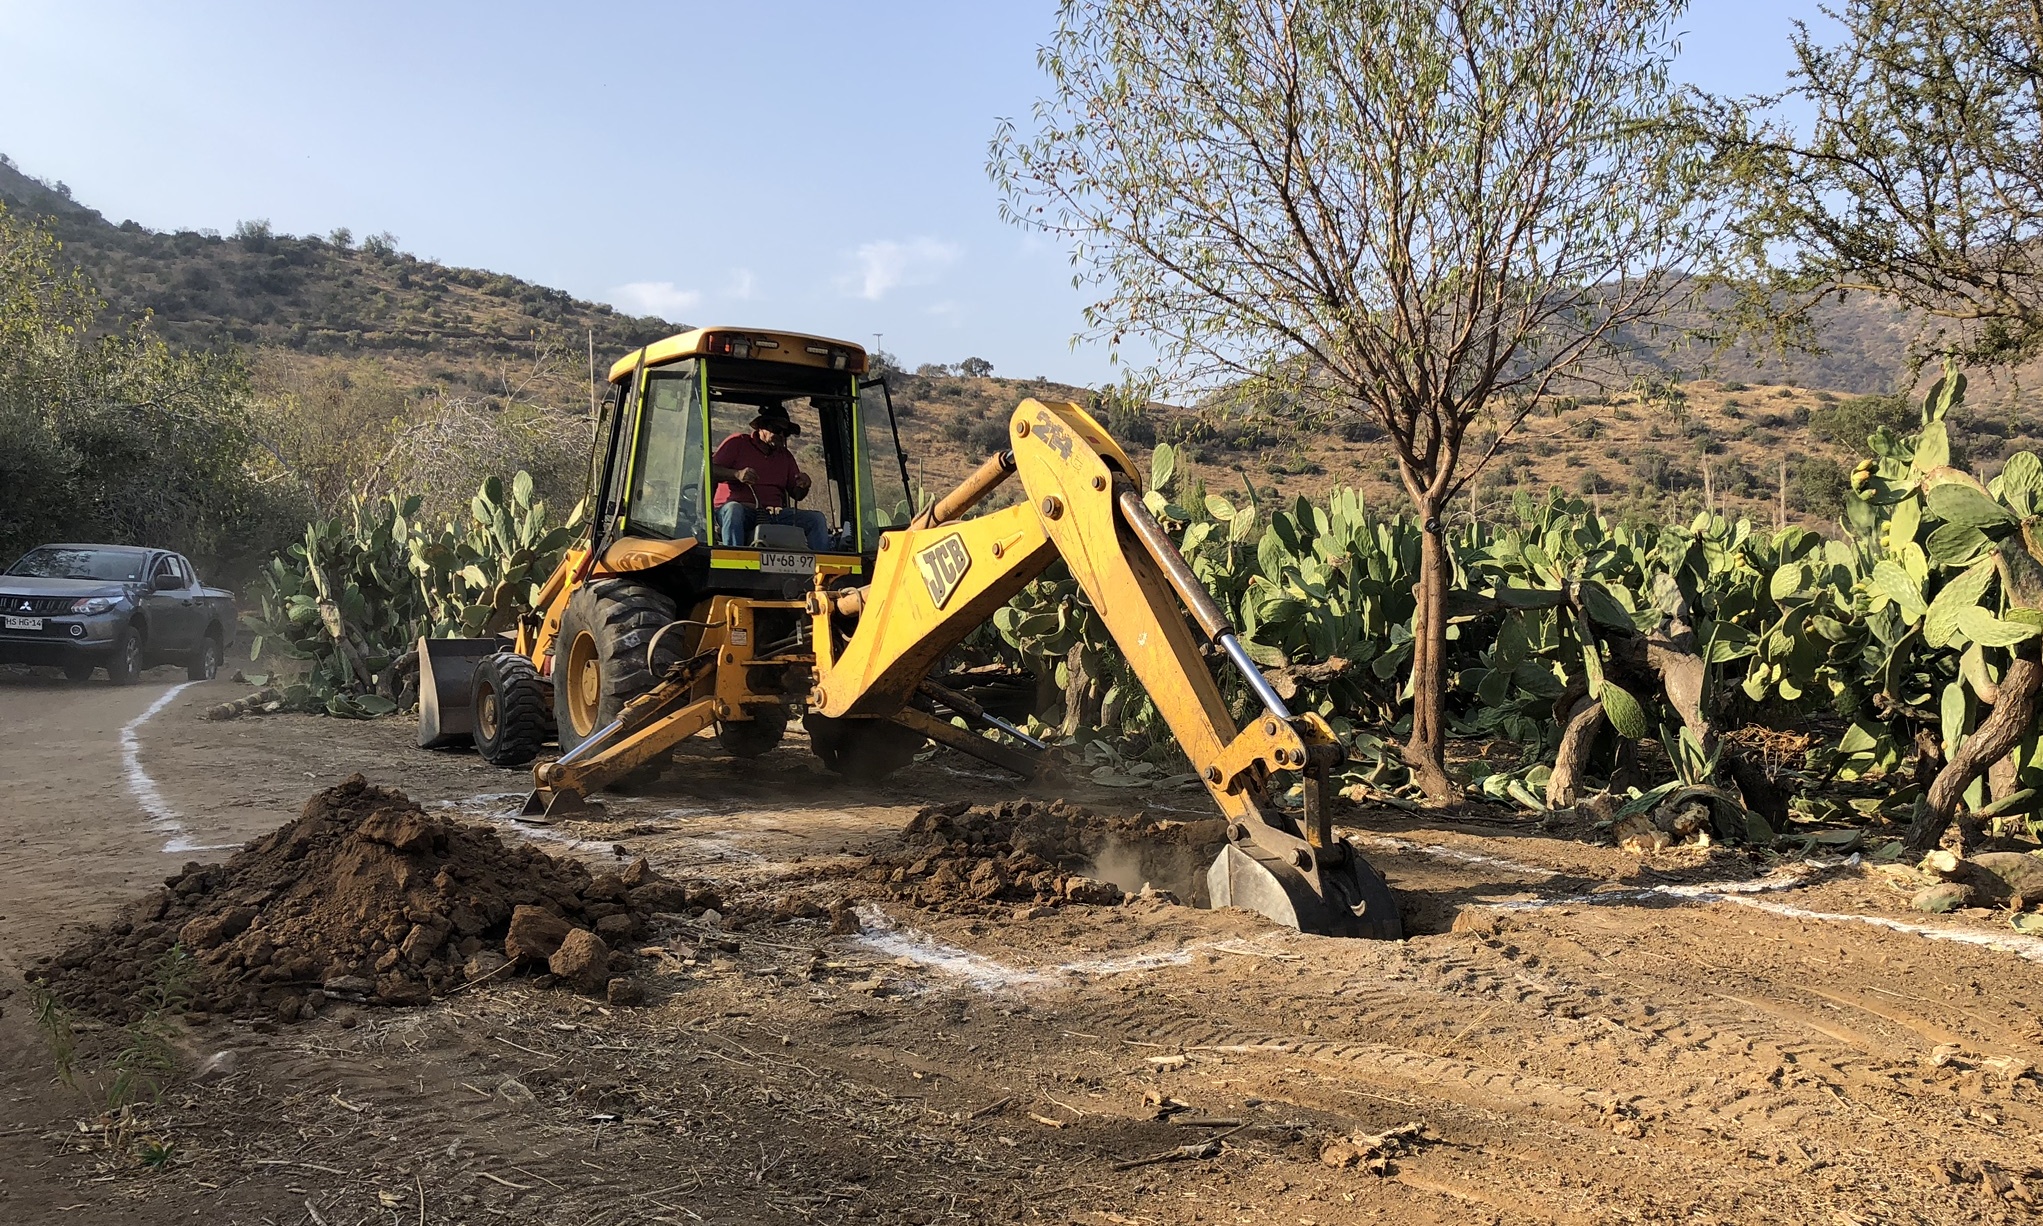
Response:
[70,597,116,614]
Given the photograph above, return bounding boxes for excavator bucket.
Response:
[1207,839,1402,940]
[415,637,500,749]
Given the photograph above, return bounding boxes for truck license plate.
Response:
[760,551,815,575]
[4,615,43,630]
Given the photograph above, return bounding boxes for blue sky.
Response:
[0,1,1827,385]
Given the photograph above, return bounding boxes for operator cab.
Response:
[589,328,914,597]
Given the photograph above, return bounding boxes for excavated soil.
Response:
[34,776,708,1021]
[849,797,1230,915]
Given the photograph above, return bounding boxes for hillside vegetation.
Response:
[8,149,2042,566]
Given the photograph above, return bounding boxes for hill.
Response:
[0,155,674,368]
[9,150,2040,537]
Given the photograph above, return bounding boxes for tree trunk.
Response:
[1404,518,1456,802]
[1060,643,1103,741]
[1546,696,1606,808]
[1908,654,2043,853]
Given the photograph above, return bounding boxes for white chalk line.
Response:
[1469,856,2043,964]
[850,905,1280,994]
[120,681,238,853]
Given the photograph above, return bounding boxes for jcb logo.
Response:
[914,533,972,610]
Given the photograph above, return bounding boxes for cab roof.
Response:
[606,327,868,384]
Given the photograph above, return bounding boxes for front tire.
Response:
[186,632,222,682]
[106,625,144,686]
[552,580,679,753]
[63,660,96,683]
[472,652,551,767]
[804,714,925,782]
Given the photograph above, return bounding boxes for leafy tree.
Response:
[0,205,281,574]
[1714,1,2043,366]
[1808,392,1915,455]
[992,0,1722,798]
[957,356,994,378]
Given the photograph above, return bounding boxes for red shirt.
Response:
[712,432,806,509]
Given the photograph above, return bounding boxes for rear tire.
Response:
[186,632,222,682]
[63,660,96,683]
[552,580,679,753]
[472,652,551,767]
[804,713,926,782]
[106,625,144,686]
[717,708,789,758]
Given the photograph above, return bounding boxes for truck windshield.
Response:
[7,547,149,581]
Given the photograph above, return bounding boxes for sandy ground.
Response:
[2,664,2041,1225]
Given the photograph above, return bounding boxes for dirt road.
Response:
[2,665,2040,1224]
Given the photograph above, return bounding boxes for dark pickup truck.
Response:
[0,544,235,683]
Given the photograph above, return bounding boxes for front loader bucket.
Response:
[416,637,501,749]
[1207,840,1403,940]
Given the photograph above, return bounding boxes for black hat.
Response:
[750,408,799,435]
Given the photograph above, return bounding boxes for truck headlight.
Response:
[70,597,115,614]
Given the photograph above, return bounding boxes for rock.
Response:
[1912,882,1976,913]
[1967,852,2043,908]
[322,974,373,997]
[594,913,637,944]
[1013,904,1055,921]
[605,976,644,1006]
[829,907,863,935]
[504,905,573,963]
[462,951,508,982]
[582,872,628,904]
[548,928,611,993]
[190,1049,239,1084]
[374,973,430,1005]
[1613,812,1673,853]
[399,919,450,967]
[179,907,257,951]
[355,807,440,854]
[1137,883,1182,906]
[621,857,660,888]
[1061,876,1123,906]
[628,882,690,913]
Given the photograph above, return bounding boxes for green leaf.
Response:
[1869,560,1928,622]
[1912,421,1950,473]
[1924,558,1996,648]
[1599,681,1648,740]
[1955,606,2040,647]
[1925,521,1991,568]
[1204,495,1236,522]
[354,694,399,716]
[1926,482,2016,530]
[1150,442,1176,492]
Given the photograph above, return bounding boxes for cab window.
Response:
[625,363,706,540]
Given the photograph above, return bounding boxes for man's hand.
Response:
[734,466,759,485]
[790,473,812,498]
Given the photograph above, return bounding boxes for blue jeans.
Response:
[715,501,833,551]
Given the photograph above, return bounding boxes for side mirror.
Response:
[153,572,182,591]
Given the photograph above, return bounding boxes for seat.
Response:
[752,523,810,550]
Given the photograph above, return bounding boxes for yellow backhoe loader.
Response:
[417,327,1399,938]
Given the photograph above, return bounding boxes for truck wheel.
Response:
[63,660,96,683]
[106,625,144,685]
[186,631,222,681]
[804,714,925,782]
[472,652,550,767]
[553,580,678,753]
[717,708,789,758]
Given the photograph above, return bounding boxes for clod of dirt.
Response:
[37,776,703,1021]
[849,799,1227,916]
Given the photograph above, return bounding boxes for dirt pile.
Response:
[37,776,709,1022]
[850,798,1228,916]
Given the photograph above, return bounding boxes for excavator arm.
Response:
[811,399,1400,938]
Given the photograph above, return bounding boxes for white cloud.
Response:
[609,280,702,320]
[725,268,758,300]
[843,237,961,300]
